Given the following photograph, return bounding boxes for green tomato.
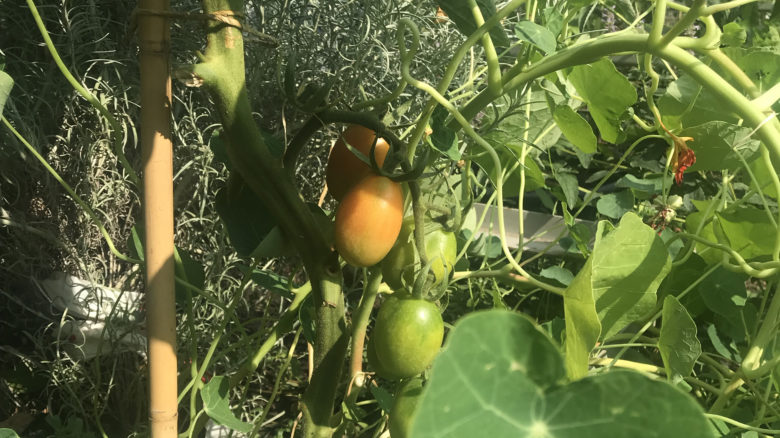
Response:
[389,378,424,438]
[373,296,444,380]
[382,220,457,290]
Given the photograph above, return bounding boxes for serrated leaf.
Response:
[410,310,715,437]
[659,296,701,380]
[202,376,253,433]
[568,59,637,143]
[596,190,634,219]
[514,21,556,54]
[0,70,12,117]
[552,105,597,153]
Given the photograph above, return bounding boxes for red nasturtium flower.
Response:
[660,120,696,185]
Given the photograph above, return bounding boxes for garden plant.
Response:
[1,0,779,437]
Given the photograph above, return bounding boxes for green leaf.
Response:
[749,153,779,199]
[435,0,510,49]
[215,174,277,257]
[564,213,671,378]
[596,190,634,219]
[568,58,637,143]
[472,146,545,195]
[430,105,459,160]
[722,22,747,47]
[0,70,12,117]
[540,265,574,287]
[0,429,21,438]
[615,174,666,195]
[716,205,778,260]
[681,121,761,172]
[201,376,253,433]
[554,172,579,209]
[410,310,715,437]
[697,266,748,317]
[514,21,557,54]
[563,257,601,379]
[552,105,597,153]
[592,213,671,339]
[659,296,702,380]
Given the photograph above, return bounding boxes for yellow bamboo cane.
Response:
[138,1,177,436]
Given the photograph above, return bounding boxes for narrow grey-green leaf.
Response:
[552,105,597,153]
[201,376,253,433]
[0,70,13,117]
[568,59,637,143]
[596,190,634,219]
[514,21,557,54]
[659,296,701,380]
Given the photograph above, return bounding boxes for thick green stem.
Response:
[194,2,347,436]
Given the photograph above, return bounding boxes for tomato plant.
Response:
[372,295,444,380]
[325,124,390,201]
[333,174,403,267]
[382,219,457,289]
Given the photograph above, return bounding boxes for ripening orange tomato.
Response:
[326,125,390,201]
[333,175,403,267]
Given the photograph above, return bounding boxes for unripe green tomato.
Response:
[372,296,444,380]
[367,335,394,379]
[389,377,424,438]
[382,220,457,289]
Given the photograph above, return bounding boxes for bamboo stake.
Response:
[138,1,177,436]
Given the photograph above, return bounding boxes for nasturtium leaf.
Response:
[749,154,778,199]
[717,205,777,260]
[659,296,702,380]
[201,376,253,433]
[552,105,597,153]
[697,266,748,316]
[410,310,715,437]
[514,21,557,54]
[721,48,780,95]
[540,265,574,287]
[722,22,747,47]
[568,58,637,143]
[430,105,459,160]
[596,190,634,219]
[435,0,510,49]
[0,429,20,438]
[0,70,12,117]
[564,213,671,378]
[681,121,761,172]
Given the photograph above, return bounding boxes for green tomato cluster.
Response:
[370,295,444,380]
[381,219,457,290]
